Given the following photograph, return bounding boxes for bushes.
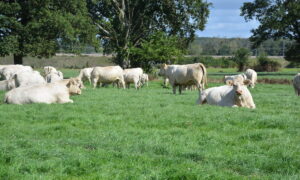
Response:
[232,48,250,71]
[254,55,281,72]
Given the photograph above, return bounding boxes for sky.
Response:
[196,0,259,38]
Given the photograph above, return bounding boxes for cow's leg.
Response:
[195,81,203,93]
[92,77,98,89]
[172,85,177,94]
[88,76,91,85]
[179,85,182,94]
[57,95,73,104]
[120,79,126,89]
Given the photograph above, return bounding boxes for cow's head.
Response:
[226,79,252,96]
[158,64,167,76]
[67,78,82,95]
[226,79,255,109]
[74,77,85,89]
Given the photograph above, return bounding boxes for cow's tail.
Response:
[199,63,207,89]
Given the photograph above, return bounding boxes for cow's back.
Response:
[205,86,236,106]
[92,66,123,82]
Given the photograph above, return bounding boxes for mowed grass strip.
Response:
[0,72,300,179]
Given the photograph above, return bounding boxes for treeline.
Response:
[188,37,294,56]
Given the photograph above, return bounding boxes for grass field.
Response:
[0,69,300,179]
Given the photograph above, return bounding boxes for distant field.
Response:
[0,72,299,179]
[0,55,114,68]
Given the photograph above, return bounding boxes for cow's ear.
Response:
[226,80,233,86]
[243,79,252,85]
[66,81,71,87]
[12,74,17,79]
[67,79,75,87]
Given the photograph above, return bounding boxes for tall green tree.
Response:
[241,0,300,63]
[0,0,98,64]
[87,0,210,68]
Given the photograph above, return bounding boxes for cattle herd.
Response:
[0,63,299,108]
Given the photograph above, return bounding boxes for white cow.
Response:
[159,63,207,94]
[245,69,257,88]
[78,67,94,84]
[45,71,64,83]
[141,73,149,87]
[123,68,143,89]
[293,73,300,96]
[0,65,33,80]
[91,66,125,89]
[197,79,256,109]
[4,78,81,104]
[44,66,58,75]
[13,71,46,88]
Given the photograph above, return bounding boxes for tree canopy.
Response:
[241,0,300,62]
[0,0,98,64]
[87,0,211,67]
[129,31,184,72]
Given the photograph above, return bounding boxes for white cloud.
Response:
[196,0,259,38]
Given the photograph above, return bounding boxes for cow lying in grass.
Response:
[197,79,256,109]
[45,71,64,83]
[4,78,81,104]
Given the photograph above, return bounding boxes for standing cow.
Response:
[91,66,125,89]
[159,63,207,94]
[78,67,94,85]
[197,79,256,109]
[245,69,257,88]
[293,73,300,96]
[123,68,143,89]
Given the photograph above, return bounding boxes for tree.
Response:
[241,0,300,63]
[233,48,250,72]
[0,0,98,64]
[87,0,210,68]
[129,31,184,72]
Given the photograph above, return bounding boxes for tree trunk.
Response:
[115,48,130,68]
[13,54,23,64]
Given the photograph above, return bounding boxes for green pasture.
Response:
[0,69,300,179]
